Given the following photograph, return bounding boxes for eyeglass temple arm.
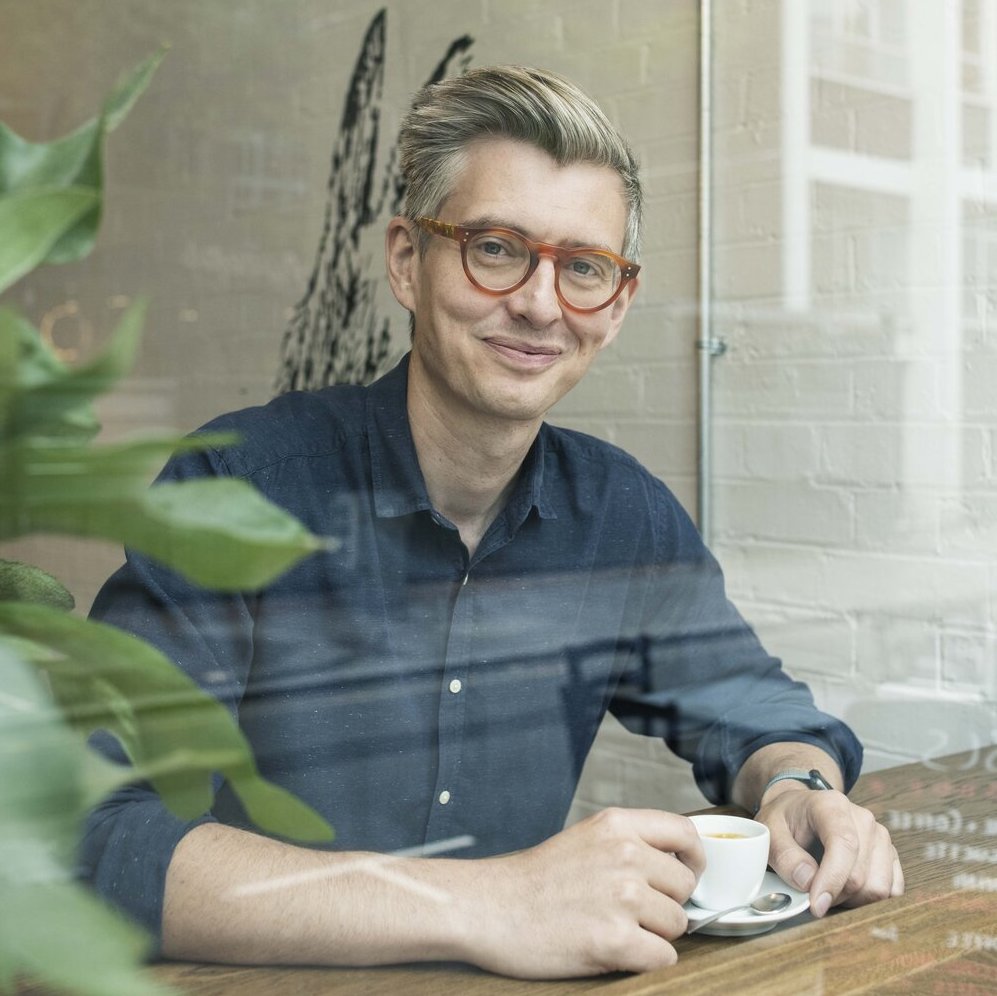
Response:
[417,217,457,239]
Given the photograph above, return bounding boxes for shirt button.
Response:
[438,790,451,805]
[449,678,462,694]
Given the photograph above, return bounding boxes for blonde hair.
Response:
[398,65,642,260]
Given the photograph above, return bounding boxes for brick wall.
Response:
[708,0,997,775]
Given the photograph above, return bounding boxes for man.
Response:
[82,66,903,979]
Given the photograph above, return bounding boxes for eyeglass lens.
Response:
[464,230,623,310]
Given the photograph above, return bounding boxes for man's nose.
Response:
[506,254,563,327]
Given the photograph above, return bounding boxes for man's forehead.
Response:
[440,137,628,248]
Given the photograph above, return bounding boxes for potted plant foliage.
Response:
[0,52,333,995]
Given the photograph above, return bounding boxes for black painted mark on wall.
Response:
[275,9,474,394]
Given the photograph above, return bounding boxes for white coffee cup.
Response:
[689,814,770,911]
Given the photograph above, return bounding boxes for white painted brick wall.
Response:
[709,0,997,773]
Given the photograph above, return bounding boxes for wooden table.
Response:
[23,750,997,994]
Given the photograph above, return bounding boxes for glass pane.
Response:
[710,0,996,773]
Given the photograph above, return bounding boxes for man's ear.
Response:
[385,217,418,312]
[599,276,639,351]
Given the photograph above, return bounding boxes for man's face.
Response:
[387,137,638,428]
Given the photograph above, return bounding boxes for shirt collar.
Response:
[365,353,556,523]
[366,354,433,518]
[506,428,557,524]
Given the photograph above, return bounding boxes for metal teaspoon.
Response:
[686,891,794,934]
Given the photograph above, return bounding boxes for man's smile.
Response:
[482,335,563,367]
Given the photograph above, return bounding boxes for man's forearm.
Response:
[730,742,845,815]
[162,808,705,978]
[162,823,478,966]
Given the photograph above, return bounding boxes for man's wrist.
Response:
[753,768,834,815]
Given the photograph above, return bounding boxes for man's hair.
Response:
[397,65,643,261]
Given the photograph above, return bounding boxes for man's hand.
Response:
[756,789,904,918]
[465,808,705,978]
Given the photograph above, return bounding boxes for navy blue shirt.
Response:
[81,354,862,939]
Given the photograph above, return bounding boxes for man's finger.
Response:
[646,852,700,906]
[807,806,862,913]
[838,834,903,908]
[616,931,680,975]
[891,851,905,896]
[765,818,820,893]
[613,809,706,879]
[634,883,690,941]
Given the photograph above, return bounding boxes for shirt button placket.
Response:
[427,566,471,839]
[439,648,463,812]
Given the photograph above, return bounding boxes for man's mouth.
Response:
[483,336,561,357]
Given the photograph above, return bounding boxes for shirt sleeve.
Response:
[77,442,254,945]
[611,479,863,805]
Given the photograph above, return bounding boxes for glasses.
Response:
[414,217,640,314]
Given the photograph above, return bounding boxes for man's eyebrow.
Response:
[461,214,522,232]
[460,215,617,253]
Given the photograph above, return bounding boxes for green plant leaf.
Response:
[0,307,99,441]
[0,603,334,843]
[0,311,14,431]
[0,434,328,589]
[0,49,165,293]
[0,646,85,871]
[1,299,145,443]
[102,49,169,134]
[0,48,165,191]
[0,45,333,996]
[0,117,104,271]
[0,119,95,194]
[135,478,330,589]
[0,434,175,541]
[0,186,98,295]
[0,882,176,996]
[1,310,326,590]
[0,114,103,202]
[0,558,74,609]
[0,646,176,996]
[0,48,166,282]
[0,632,58,665]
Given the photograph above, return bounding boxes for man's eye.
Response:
[567,255,611,281]
[470,234,525,266]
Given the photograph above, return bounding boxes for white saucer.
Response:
[684,870,811,937]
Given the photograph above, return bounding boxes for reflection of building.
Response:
[711,0,996,768]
